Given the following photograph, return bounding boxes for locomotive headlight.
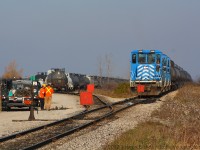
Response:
[150,50,155,53]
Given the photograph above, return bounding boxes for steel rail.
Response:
[0,95,109,143]
[0,95,156,150]
[22,97,153,150]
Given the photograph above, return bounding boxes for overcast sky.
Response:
[0,1,199,80]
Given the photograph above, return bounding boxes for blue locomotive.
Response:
[130,50,192,95]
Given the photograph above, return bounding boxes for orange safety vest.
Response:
[45,86,54,97]
[39,87,46,98]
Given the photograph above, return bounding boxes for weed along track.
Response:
[0,95,156,150]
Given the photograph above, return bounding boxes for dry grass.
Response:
[104,83,200,150]
[94,82,134,98]
[104,121,174,150]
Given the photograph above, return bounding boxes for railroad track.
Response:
[0,95,157,150]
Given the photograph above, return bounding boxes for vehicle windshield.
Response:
[12,83,32,97]
[15,89,31,97]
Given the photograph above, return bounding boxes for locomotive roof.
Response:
[131,49,170,60]
[131,49,163,54]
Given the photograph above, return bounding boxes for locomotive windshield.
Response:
[138,53,156,64]
[147,53,155,64]
[138,53,146,64]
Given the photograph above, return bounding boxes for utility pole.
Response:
[97,55,103,87]
[28,82,35,121]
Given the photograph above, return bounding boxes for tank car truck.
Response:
[130,50,192,96]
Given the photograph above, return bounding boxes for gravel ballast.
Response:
[41,92,177,150]
[0,92,177,150]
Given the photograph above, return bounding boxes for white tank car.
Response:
[66,73,91,91]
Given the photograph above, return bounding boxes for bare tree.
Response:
[97,55,103,86]
[105,53,112,83]
[2,60,23,79]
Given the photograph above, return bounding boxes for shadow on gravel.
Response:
[4,108,32,112]
[139,98,158,104]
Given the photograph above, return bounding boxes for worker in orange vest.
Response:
[38,84,46,110]
[44,83,54,111]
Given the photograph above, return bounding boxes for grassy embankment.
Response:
[102,83,200,149]
[94,82,135,98]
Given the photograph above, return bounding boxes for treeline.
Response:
[1,60,23,79]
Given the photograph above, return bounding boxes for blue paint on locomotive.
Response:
[130,50,172,95]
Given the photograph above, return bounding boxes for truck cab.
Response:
[3,80,40,110]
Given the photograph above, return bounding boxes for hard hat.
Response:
[42,84,46,87]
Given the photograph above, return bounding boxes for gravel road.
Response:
[0,93,85,137]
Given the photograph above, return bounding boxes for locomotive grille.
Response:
[136,65,155,81]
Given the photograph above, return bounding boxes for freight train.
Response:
[43,68,91,92]
[30,68,129,92]
[130,50,192,96]
[66,73,90,91]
